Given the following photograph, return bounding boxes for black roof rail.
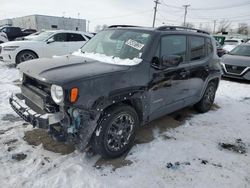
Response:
[156,26,210,35]
[108,25,140,28]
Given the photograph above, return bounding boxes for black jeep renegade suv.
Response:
[10,25,222,158]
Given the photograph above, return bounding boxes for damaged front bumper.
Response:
[9,93,99,150]
[9,93,63,129]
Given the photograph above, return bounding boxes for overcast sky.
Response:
[0,0,249,32]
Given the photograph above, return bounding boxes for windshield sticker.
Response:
[142,33,150,38]
[125,39,144,50]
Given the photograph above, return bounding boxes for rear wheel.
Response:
[92,105,139,159]
[194,82,217,113]
[16,50,38,65]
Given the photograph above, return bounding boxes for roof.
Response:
[106,25,211,36]
[41,30,92,35]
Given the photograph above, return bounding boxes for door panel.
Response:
[67,33,87,54]
[149,35,190,117]
[46,33,68,57]
[149,64,190,114]
[187,36,211,98]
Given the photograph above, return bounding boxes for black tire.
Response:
[92,104,139,159]
[16,50,38,65]
[194,82,217,113]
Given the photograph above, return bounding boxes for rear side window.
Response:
[53,33,67,42]
[207,38,213,55]
[68,33,86,41]
[161,35,187,63]
[190,36,206,61]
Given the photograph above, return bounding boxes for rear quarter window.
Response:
[206,38,213,55]
[190,36,206,61]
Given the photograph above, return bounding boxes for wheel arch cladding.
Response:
[209,77,220,90]
[91,89,148,124]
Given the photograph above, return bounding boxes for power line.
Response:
[90,9,152,21]
[190,1,250,11]
[187,13,250,20]
[160,0,250,11]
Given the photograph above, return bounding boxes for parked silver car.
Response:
[221,44,250,80]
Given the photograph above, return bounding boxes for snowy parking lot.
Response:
[0,62,250,188]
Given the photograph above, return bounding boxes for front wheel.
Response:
[16,50,38,65]
[92,105,139,159]
[194,82,217,113]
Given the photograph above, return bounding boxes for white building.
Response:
[0,15,86,31]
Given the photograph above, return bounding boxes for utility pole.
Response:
[183,5,190,27]
[152,0,160,28]
[87,20,90,32]
[213,20,216,34]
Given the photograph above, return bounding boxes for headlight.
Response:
[19,71,23,82]
[3,46,19,51]
[1,34,7,39]
[51,84,64,104]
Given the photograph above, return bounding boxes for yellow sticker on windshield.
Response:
[125,39,144,50]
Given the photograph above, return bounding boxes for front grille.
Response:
[23,76,59,113]
[225,64,246,75]
[24,75,51,94]
[22,85,44,110]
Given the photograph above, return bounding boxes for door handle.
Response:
[180,70,190,78]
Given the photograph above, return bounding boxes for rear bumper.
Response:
[9,93,63,128]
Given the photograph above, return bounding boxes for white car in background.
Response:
[0,32,8,44]
[0,30,93,65]
[222,38,244,52]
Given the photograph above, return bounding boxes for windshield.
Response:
[81,29,151,60]
[30,31,55,41]
[229,45,250,57]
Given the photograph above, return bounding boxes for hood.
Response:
[18,54,130,85]
[1,40,41,47]
[222,54,250,67]
[223,45,236,52]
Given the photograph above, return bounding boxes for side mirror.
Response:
[47,38,55,44]
[161,55,182,68]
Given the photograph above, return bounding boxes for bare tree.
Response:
[94,24,109,32]
[237,23,248,35]
[217,19,231,33]
[199,23,212,33]
[94,25,102,32]
[182,22,194,28]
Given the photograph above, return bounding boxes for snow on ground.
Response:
[0,62,250,188]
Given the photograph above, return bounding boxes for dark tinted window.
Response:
[161,35,187,63]
[51,25,58,29]
[190,36,206,61]
[52,33,67,42]
[68,33,85,41]
[84,35,92,40]
[207,38,213,55]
